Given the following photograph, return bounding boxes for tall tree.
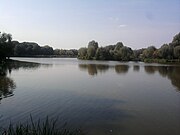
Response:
[87,46,96,59]
[174,46,180,59]
[170,32,180,47]
[88,40,98,50]
[158,44,170,59]
[95,47,107,60]
[0,32,13,60]
[142,46,157,59]
[78,47,87,59]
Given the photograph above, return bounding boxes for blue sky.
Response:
[0,0,180,49]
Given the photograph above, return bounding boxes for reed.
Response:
[0,116,84,135]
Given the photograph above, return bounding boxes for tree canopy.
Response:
[1,31,180,62]
[78,33,180,62]
[0,32,13,60]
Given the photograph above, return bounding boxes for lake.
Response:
[0,58,180,135]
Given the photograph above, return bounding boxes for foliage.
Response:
[133,49,145,61]
[87,46,96,59]
[174,46,180,59]
[12,41,78,57]
[78,47,87,59]
[95,47,107,60]
[1,31,180,62]
[78,41,133,61]
[86,41,99,59]
[77,33,180,62]
[88,40,98,50]
[0,31,78,58]
[118,46,133,61]
[157,44,171,59]
[170,32,180,47]
[141,46,157,59]
[0,32,13,60]
[54,49,78,57]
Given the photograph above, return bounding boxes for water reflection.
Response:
[133,65,140,72]
[78,64,109,76]
[115,65,129,74]
[79,64,130,76]
[79,63,180,91]
[0,59,179,135]
[0,76,16,102]
[7,60,43,71]
[144,66,180,91]
[0,64,16,102]
[0,60,50,102]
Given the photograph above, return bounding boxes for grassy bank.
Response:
[143,58,180,64]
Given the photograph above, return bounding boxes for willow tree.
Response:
[0,32,13,60]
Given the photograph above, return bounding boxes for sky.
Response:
[0,0,180,49]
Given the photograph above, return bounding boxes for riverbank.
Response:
[11,55,77,58]
[143,58,180,64]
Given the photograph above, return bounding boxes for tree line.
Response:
[0,31,78,60]
[12,41,78,57]
[78,32,180,62]
[1,31,180,62]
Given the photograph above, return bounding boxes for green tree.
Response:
[142,46,156,59]
[104,45,115,60]
[0,32,12,43]
[87,46,96,59]
[157,44,174,59]
[174,46,180,59]
[54,49,60,55]
[112,42,133,61]
[95,47,106,60]
[87,40,99,59]
[120,46,133,61]
[158,44,170,59]
[78,47,87,59]
[41,45,53,55]
[114,42,123,51]
[133,49,145,61]
[170,32,180,47]
[88,40,98,50]
[0,32,13,60]
[113,42,124,60]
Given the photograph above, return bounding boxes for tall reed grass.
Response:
[0,116,84,135]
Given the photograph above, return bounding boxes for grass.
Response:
[143,58,167,63]
[0,116,85,135]
[143,58,180,64]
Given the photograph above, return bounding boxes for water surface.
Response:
[0,58,179,135]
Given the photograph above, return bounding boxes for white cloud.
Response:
[118,24,127,28]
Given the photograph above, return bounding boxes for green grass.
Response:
[143,58,167,63]
[143,58,180,64]
[0,116,85,135]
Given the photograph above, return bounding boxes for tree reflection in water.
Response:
[115,65,129,74]
[0,60,49,102]
[133,65,140,72]
[79,63,180,91]
[0,65,16,102]
[79,64,130,76]
[0,76,16,101]
[78,64,109,76]
[144,66,180,91]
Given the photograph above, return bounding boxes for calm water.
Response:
[0,58,180,135]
